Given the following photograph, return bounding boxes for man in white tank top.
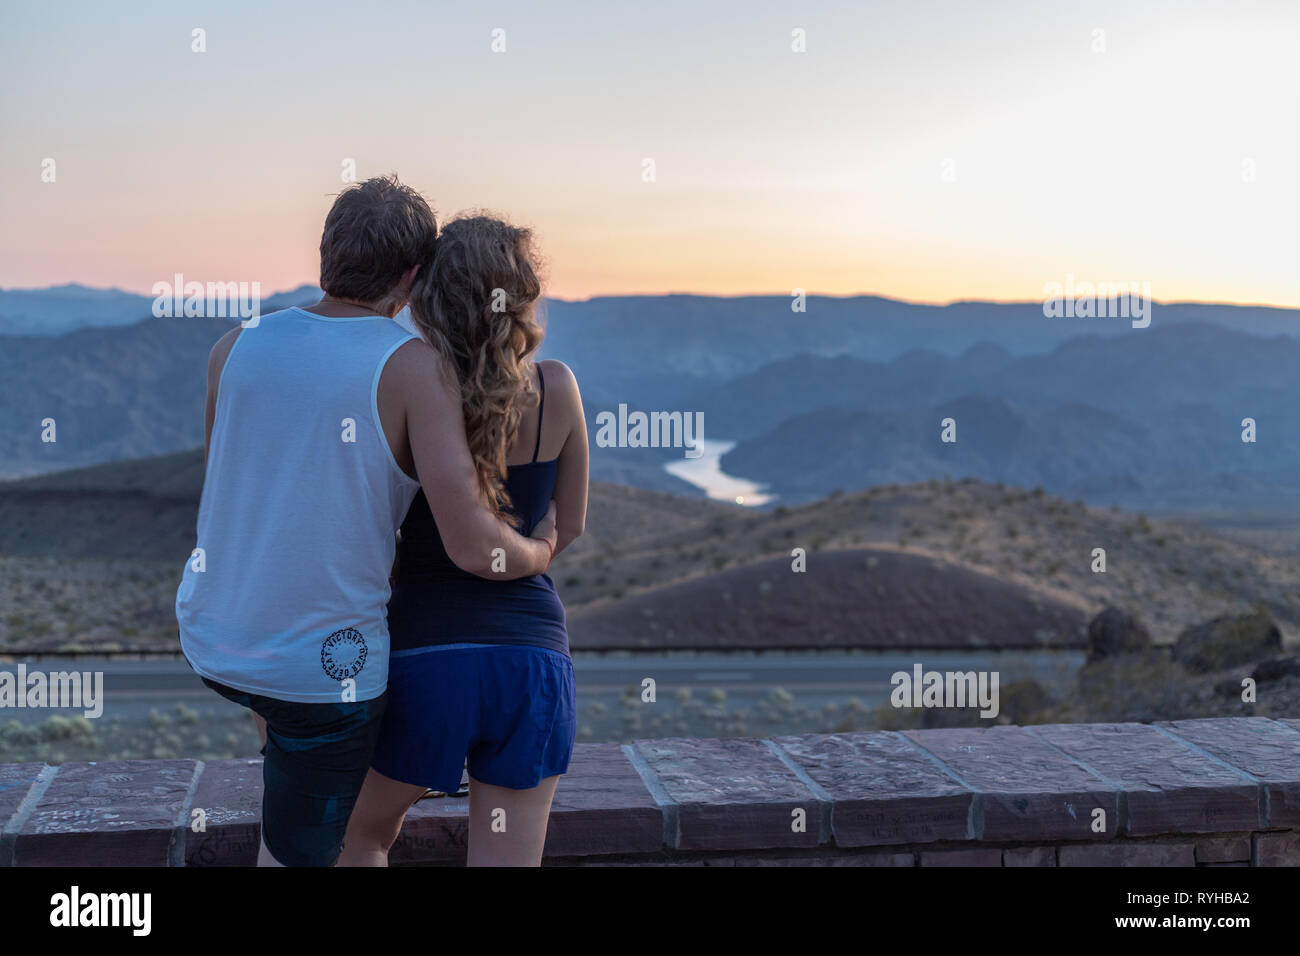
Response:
[176,176,557,866]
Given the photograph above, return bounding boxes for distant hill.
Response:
[677,348,1012,441]
[695,321,1300,435]
[0,448,718,565]
[541,295,1300,389]
[3,451,1297,653]
[0,292,694,491]
[0,449,208,560]
[2,287,1298,515]
[0,286,322,478]
[0,283,322,336]
[721,395,1255,499]
[567,548,1088,650]
[0,448,731,651]
[0,285,162,336]
[714,322,1300,511]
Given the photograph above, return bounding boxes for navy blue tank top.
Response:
[387,367,568,656]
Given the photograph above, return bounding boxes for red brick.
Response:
[774,731,972,847]
[1031,723,1258,836]
[1059,842,1195,866]
[633,737,823,851]
[388,794,470,865]
[1003,846,1056,866]
[1253,830,1300,866]
[1194,835,1251,864]
[920,848,1003,866]
[544,744,663,857]
[1159,718,1300,828]
[186,759,262,866]
[904,726,1115,842]
[14,760,198,866]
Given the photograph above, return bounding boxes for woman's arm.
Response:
[392,339,556,578]
[543,360,588,557]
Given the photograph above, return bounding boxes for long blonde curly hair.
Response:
[409,214,544,524]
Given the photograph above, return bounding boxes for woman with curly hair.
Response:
[340,214,589,866]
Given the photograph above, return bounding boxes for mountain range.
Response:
[0,285,1296,515]
[0,283,324,336]
[716,322,1300,510]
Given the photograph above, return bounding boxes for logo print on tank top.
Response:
[321,627,368,680]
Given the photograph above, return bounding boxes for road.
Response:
[0,650,1082,724]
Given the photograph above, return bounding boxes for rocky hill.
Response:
[2,452,1296,654]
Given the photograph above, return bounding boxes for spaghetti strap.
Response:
[531,363,546,463]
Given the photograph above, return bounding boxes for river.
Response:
[663,437,773,506]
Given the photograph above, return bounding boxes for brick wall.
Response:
[2,717,1298,866]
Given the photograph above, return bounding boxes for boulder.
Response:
[1252,656,1300,683]
[1085,606,1152,663]
[997,678,1053,725]
[1173,609,1282,674]
[1215,677,1247,697]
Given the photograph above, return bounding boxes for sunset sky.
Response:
[2,0,1297,306]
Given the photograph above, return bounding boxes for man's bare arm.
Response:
[390,339,554,579]
[204,327,242,462]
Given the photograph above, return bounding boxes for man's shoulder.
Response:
[385,335,440,374]
[379,337,457,405]
[207,325,243,378]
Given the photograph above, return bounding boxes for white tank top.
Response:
[177,307,419,703]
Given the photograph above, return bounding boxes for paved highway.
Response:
[1,650,1082,724]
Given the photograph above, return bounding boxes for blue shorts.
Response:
[199,677,386,867]
[371,643,577,793]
